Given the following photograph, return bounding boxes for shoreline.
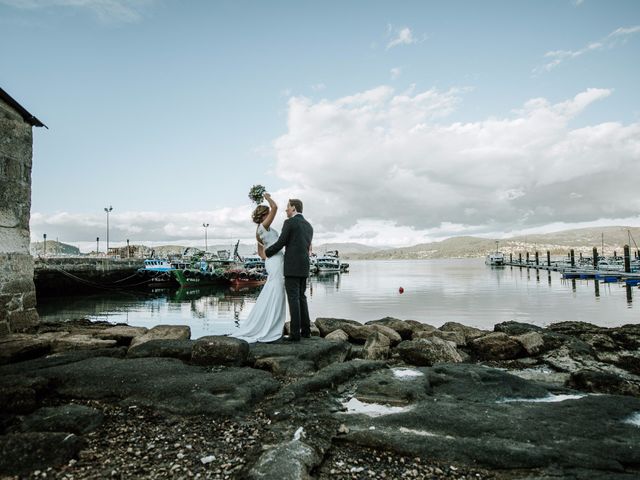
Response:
[1,317,640,479]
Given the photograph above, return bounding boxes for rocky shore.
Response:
[1,317,640,479]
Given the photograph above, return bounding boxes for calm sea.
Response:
[37,259,639,339]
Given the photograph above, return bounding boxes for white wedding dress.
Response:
[232,224,286,343]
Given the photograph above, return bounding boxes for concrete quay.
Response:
[33,256,145,296]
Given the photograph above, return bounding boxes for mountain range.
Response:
[30,226,640,260]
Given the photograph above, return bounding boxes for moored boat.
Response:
[485,242,505,266]
[485,252,505,266]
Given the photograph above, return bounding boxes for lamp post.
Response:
[104,205,113,255]
[96,237,100,255]
[127,239,130,259]
[202,223,210,252]
[43,233,47,256]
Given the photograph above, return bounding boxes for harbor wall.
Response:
[0,96,38,336]
[34,257,145,296]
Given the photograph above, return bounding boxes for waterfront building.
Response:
[0,87,46,336]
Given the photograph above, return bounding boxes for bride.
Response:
[231,192,286,343]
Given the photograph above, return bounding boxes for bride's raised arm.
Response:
[261,193,278,229]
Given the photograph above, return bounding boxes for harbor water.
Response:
[37,259,640,339]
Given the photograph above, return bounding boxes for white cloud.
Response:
[390,67,401,80]
[30,86,640,249]
[535,24,640,73]
[0,0,153,23]
[386,26,417,50]
[311,83,326,92]
[271,86,640,244]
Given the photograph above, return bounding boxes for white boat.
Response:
[596,259,624,271]
[485,252,505,266]
[316,254,341,272]
[314,250,349,273]
[485,241,505,266]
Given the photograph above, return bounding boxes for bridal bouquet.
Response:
[248,184,266,204]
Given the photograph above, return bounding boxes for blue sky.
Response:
[1,0,639,251]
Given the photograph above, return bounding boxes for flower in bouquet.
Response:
[248,184,266,204]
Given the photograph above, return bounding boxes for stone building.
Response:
[0,87,46,336]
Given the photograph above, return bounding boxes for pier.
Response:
[34,256,145,296]
[501,245,640,286]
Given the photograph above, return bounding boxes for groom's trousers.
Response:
[285,276,311,340]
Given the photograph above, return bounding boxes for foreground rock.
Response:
[1,318,640,479]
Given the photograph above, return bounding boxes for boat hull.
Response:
[172,269,228,287]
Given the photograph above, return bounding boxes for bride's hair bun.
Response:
[252,205,269,224]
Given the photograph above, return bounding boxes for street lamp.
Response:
[202,223,210,252]
[104,205,113,255]
[43,233,47,256]
[96,237,100,255]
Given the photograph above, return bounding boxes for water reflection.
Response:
[37,260,639,336]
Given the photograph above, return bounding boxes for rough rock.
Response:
[365,317,414,340]
[340,324,378,344]
[0,334,51,365]
[95,325,148,345]
[51,334,117,353]
[192,336,250,366]
[363,332,390,360]
[568,369,640,397]
[127,339,194,361]
[470,332,524,360]
[338,364,640,475]
[415,329,465,346]
[18,404,104,434]
[514,331,545,356]
[250,337,351,376]
[314,317,361,337]
[325,329,349,342]
[439,321,487,343]
[353,367,431,405]
[395,337,463,366]
[367,324,402,345]
[248,438,320,480]
[16,356,278,416]
[129,325,191,348]
[403,320,437,337]
[493,321,543,336]
[0,432,86,475]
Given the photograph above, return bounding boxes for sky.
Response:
[1,0,639,252]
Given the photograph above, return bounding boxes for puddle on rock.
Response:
[341,397,413,417]
[391,368,424,379]
[624,412,640,427]
[497,393,587,403]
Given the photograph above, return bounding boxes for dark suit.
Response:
[265,213,313,340]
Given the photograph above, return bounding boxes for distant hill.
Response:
[314,243,384,255]
[348,227,640,260]
[30,241,80,256]
[29,226,640,260]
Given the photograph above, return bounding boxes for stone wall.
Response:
[0,96,39,335]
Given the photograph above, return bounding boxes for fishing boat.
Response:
[315,251,342,273]
[244,254,266,272]
[485,242,505,266]
[224,267,267,288]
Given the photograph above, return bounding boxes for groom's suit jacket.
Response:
[265,214,313,277]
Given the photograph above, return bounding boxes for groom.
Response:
[265,198,314,341]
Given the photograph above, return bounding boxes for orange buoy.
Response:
[399,287,404,294]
